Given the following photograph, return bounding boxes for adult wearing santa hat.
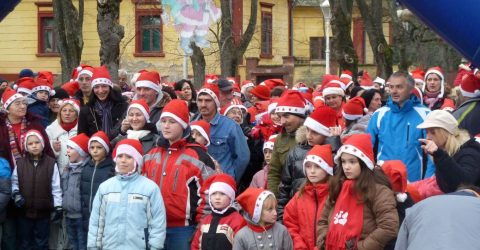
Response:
[73,65,94,106]
[134,70,164,124]
[452,73,480,136]
[423,66,455,111]
[322,81,347,128]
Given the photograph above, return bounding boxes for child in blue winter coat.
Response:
[27,78,52,128]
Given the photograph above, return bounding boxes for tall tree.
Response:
[330,0,358,77]
[97,0,124,83]
[190,43,206,88]
[53,0,84,82]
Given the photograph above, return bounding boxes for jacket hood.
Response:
[295,125,308,144]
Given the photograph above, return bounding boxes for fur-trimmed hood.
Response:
[295,125,308,144]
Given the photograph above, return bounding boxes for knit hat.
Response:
[61,81,80,97]
[67,133,90,157]
[88,131,111,153]
[32,78,53,95]
[207,174,237,214]
[58,98,81,114]
[411,67,426,88]
[460,73,480,98]
[237,188,275,224]
[378,160,408,202]
[373,77,385,87]
[220,99,247,116]
[91,65,113,88]
[135,71,162,93]
[304,106,337,136]
[360,88,378,109]
[217,79,233,92]
[51,87,69,100]
[241,80,255,94]
[417,109,458,135]
[263,134,277,151]
[359,71,374,89]
[424,66,445,97]
[77,66,94,79]
[204,74,219,84]
[2,87,25,110]
[250,85,271,100]
[16,77,36,95]
[304,144,334,176]
[197,83,221,108]
[19,68,36,78]
[113,138,144,171]
[340,70,353,80]
[37,71,54,85]
[335,134,375,170]
[160,99,189,129]
[190,120,211,146]
[322,82,345,97]
[127,99,150,122]
[275,90,307,116]
[24,129,44,151]
[411,87,423,103]
[342,96,368,121]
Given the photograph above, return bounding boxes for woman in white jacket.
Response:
[46,99,80,174]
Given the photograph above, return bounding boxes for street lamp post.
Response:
[320,0,331,74]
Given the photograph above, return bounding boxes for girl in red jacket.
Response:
[283,144,333,250]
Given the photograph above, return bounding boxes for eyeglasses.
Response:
[11,100,28,107]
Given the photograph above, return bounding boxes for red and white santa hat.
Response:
[24,129,45,151]
[263,134,277,152]
[220,99,247,116]
[322,81,345,98]
[113,138,144,172]
[190,120,211,146]
[373,76,386,87]
[135,71,162,93]
[250,85,271,101]
[304,144,334,176]
[237,187,275,224]
[77,66,94,80]
[232,84,242,98]
[197,83,221,108]
[127,99,151,122]
[58,98,81,114]
[340,69,353,80]
[62,81,80,97]
[360,71,374,90]
[32,78,53,95]
[424,66,445,97]
[460,73,480,98]
[275,90,307,116]
[335,133,375,170]
[206,173,237,214]
[241,80,255,94]
[37,71,54,85]
[342,96,368,121]
[205,74,219,84]
[410,67,425,88]
[160,99,189,129]
[16,77,36,95]
[260,79,286,89]
[378,160,408,202]
[2,87,25,110]
[304,106,337,136]
[91,65,113,88]
[88,131,111,153]
[67,133,90,157]
[411,87,423,103]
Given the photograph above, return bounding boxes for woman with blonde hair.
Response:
[418,109,480,193]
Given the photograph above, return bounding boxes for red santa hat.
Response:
[424,66,445,97]
[58,98,81,114]
[16,77,36,95]
[342,96,368,121]
[340,70,353,80]
[322,81,345,98]
[205,74,219,84]
[135,71,162,93]
[360,71,374,89]
[77,66,94,80]
[206,174,237,214]
[304,144,334,176]
[335,133,375,170]
[32,78,53,95]
[220,99,247,116]
[241,80,255,94]
[61,81,80,97]
[304,106,337,136]
[88,131,111,153]
[260,79,285,89]
[24,129,45,151]
[113,138,144,172]
[160,99,189,129]
[250,85,271,101]
[197,83,221,108]
[410,67,425,88]
[37,71,54,85]
[460,73,480,98]
[190,120,211,146]
[67,133,90,157]
[263,134,277,151]
[267,98,279,114]
[91,65,113,88]
[71,64,92,81]
[411,87,423,103]
[127,99,151,122]
[378,160,408,202]
[275,90,308,116]
[2,87,25,110]
[237,188,275,224]
[232,84,242,98]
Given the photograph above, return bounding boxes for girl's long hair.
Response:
[328,158,391,206]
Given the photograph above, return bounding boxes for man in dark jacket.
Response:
[452,97,480,136]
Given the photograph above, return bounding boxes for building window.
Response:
[135,8,164,57]
[260,3,273,58]
[310,36,331,60]
[36,1,59,57]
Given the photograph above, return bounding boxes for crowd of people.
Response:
[0,63,480,250]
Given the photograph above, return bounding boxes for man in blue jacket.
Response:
[196,83,250,183]
[367,71,435,182]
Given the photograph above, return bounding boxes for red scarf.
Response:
[60,119,77,132]
[326,180,364,250]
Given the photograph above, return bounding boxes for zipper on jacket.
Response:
[159,152,170,188]
[172,168,179,192]
[314,188,319,245]
[406,123,410,146]
[89,165,98,213]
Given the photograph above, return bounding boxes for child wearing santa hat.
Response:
[191,174,246,250]
[190,120,222,173]
[317,134,399,250]
[250,135,276,189]
[234,188,293,249]
[87,138,166,249]
[27,78,54,128]
[283,144,334,250]
[11,129,62,249]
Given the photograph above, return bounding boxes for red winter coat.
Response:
[142,139,210,227]
[283,183,329,250]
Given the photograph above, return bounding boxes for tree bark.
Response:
[387,1,411,72]
[190,43,206,88]
[97,0,124,84]
[330,0,358,78]
[53,0,84,83]
[356,0,393,78]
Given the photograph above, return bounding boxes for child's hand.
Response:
[53,139,61,152]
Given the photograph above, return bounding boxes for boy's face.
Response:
[89,141,107,162]
[210,191,231,211]
[115,153,136,174]
[67,146,81,163]
[260,196,277,226]
[191,129,208,146]
[263,149,273,165]
[26,135,43,156]
[35,90,50,102]
[306,127,327,146]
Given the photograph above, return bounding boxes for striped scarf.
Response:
[6,117,27,164]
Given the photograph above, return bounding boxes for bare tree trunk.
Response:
[190,43,206,88]
[330,0,358,78]
[387,1,410,72]
[356,0,393,78]
[97,0,124,84]
[53,0,84,83]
